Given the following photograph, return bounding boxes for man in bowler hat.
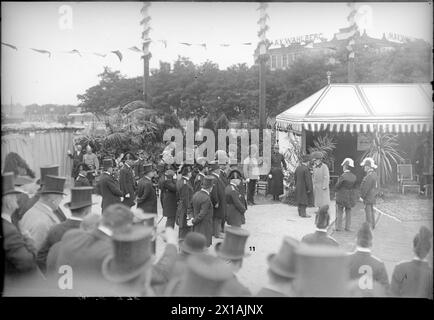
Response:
[136,164,158,214]
[301,205,339,247]
[95,158,123,212]
[294,154,313,218]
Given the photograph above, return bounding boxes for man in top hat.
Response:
[335,158,357,231]
[189,175,214,247]
[215,226,252,296]
[360,157,378,229]
[293,244,350,297]
[36,187,95,273]
[257,236,299,297]
[301,205,339,247]
[193,157,208,193]
[67,143,84,179]
[294,154,313,218]
[2,173,38,278]
[159,169,178,228]
[268,144,287,201]
[136,164,158,214]
[348,222,389,294]
[19,175,66,250]
[391,226,433,298]
[119,158,137,208]
[209,161,227,239]
[311,151,330,210]
[225,169,247,227]
[176,164,194,241]
[95,158,123,212]
[74,163,91,187]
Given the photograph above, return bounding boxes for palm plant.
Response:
[362,132,405,186]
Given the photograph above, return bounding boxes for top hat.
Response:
[315,204,330,229]
[293,244,350,297]
[215,226,250,260]
[301,154,311,163]
[311,151,323,160]
[2,172,25,196]
[228,169,242,180]
[169,253,233,296]
[65,187,95,210]
[39,175,66,195]
[267,236,300,279]
[102,225,154,283]
[357,222,373,248]
[143,163,155,175]
[102,158,114,170]
[202,176,214,189]
[179,232,207,255]
[360,157,377,169]
[208,161,220,171]
[36,165,59,185]
[341,158,354,168]
[102,203,134,231]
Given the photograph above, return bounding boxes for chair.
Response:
[397,164,420,194]
[256,180,268,195]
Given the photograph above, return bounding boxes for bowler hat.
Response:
[315,205,330,229]
[36,165,59,185]
[294,244,350,297]
[311,151,323,160]
[102,158,114,170]
[208,161,220,171]
[179,232,207,255]
[228,169,242,180]
[2,172,25,196]
[167,253,233,296]
[143,163,154,175]
[202,176,214,189]
[65,187,95,210]
[102,203,134,231]
[215,226,250,260]
[39,175,66,195]
[356,222,373,248]
[102,225,154,283]
[267,236,299,279]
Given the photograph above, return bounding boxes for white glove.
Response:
[246,178,250,183]
[359,197,364,202]
[120,197,124,201]
[67,150,72,155]
[268,174,272,179]
[125,193,130,198]
[186,219,194,227]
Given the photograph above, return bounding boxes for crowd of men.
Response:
[1,143,432,298]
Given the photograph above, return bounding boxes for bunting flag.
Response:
[220,43,230,47]
[140,2,151,14]
[129,46,143,53]
[141,2,152,57]
[31,48,51,58]
[67,49,82,57]
[2,42,18,50]
[180,42,192,46]
[111,50,123,62]
[346,2,358,59]
[257,2,269,55]
[93,52,107,58]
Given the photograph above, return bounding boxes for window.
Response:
[276,55,282,69]
[271,55,277,69]
[282,54,287,68]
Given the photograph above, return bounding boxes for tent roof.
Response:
[276,83,432,133]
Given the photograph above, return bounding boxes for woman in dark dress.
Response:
[268,144,287,201]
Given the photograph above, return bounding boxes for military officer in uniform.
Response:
[136,164,158,214]
[225,169,247,227]
[95,159,123,213]
[360,157,378,229]
[335,158,357,231]
[176,164,194,241]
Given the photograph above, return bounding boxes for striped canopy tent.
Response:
[275,83,432,134]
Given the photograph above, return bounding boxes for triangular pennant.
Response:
[143,38,152,44]
[111,50,123,62]
[242,42,252,45]
[220,43,230,47]
[68,49,82,57]
[2,42,18,50]
[31,48,51,58]
[180,42,192,46]
[129,46,142,53]
[93,52,107,58]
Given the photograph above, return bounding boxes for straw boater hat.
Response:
[341,158,354,168]
[165,253,233,296]
[2,172,25,196]
[36,165,59,185]
[65,187,96,210]
[360,157,377,169]
[179,232,207,255]
[293,244,350,297]
[267,236,300,279]
[102,225,154,283]
[39,175,66,195]
[215,226,250,260]
[164,169,176,178]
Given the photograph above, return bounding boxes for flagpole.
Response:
[141,2,151,104]
[257,3,269,131]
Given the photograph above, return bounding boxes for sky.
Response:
[1,1,432,106]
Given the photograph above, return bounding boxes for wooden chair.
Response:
[397,164,420,194]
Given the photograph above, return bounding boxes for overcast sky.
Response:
[1,1,432,106]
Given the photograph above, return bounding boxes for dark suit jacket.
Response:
[75,174,90,187]
[391,259,433,298]
[176,177,194,229]
[301,231,339,247]
[193,173,206,193]
[225,184,246,227]
[210,173,226,220]
[160,177,177,218]
[294,164,313,206]
[36,219,82,273]
[348,250,389,291]
[119,164,136,207]
[219,169,229,186]
[136,177,157,213]
[96,172,123,212]
[335,171,357,208]
[360,171,378,204]
[192,190,213,247]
